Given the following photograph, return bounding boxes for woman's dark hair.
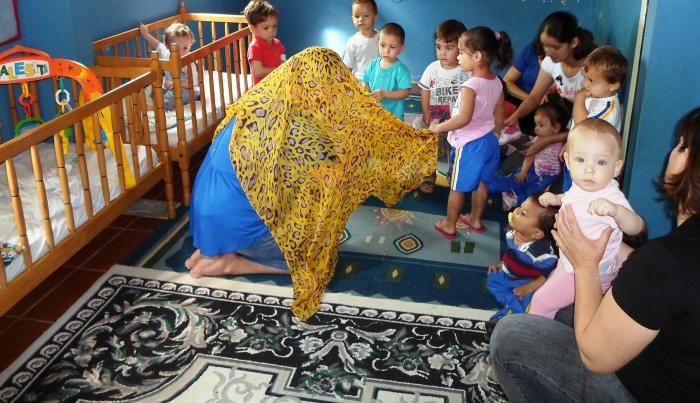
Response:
[540,11,596,60]
[663,107,700,216]
[535,97,573,131]
[461,26,513,70]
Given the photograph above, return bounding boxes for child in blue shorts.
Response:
[430,27,512,238]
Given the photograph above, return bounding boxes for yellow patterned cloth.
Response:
[215,47,436,320]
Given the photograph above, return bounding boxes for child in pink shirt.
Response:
[244,1,286,85]
[429,27,512,239]
[529,118,645,318]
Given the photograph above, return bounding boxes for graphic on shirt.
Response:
[429,105,451,122]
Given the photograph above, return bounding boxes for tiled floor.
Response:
[0,151,206,372]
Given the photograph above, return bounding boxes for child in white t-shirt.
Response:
[342,0,379,81]
[414,20,470,193]
[572,45,627,132]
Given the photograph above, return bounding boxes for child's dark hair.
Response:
[583,45,628,86]
[530,193,560,242]
[460,27,513,70]
[353,0,377,15]
[535,98,573,131]
[540,11,596,61]
[380,22,405,44]
[243,0,277,26]
[164,22,193,45]
[435,19,467,44]
[662,107,700,216]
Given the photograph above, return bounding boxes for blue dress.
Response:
[189,118,286,269]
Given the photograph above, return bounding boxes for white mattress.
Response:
[147,70,253,146]
[0,142,158,281]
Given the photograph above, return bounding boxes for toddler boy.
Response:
[362,23,412,120]
[572,45,627,131]
[343,0,379,81]
[244,0,286,85]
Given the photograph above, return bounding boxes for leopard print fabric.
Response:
[216,47,437,320]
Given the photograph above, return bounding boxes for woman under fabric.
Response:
[185,46,438,321]
[489,107,700,402]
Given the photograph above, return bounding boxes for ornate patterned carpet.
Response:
[0,266,506,402]
[133,187,506,311]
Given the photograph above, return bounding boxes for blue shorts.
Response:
[449,133,500,192]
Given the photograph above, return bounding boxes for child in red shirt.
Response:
[243,1,286,85]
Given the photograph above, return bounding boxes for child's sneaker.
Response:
[501,191,517,211]
[498,124,523,145]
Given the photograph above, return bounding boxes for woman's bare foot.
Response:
[188,253,289,278]
[185,249,202,270]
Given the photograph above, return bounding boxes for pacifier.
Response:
[508,212,514,224]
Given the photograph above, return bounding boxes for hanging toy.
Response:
[54,77,73,155]
[14,82,45,136]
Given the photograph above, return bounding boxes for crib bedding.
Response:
[0,142,158,280]
[147,70,253,145]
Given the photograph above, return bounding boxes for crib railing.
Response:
[94,26,251,204]
[167,26,251,204]
[0,53,175,315]
[92,1,248,60]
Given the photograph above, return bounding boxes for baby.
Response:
[139,21,200,111]
[362,22,412,119]
[487,194,559,320]
[529,118,645,318]
[572,45,627,131]
[343,0,379,81]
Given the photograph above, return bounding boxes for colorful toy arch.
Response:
[0,45,136,188]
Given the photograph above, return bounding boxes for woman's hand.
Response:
[429,121,441,134]
[552,205,613,273]
[522,138,547,156]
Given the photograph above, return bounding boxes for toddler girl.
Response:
[430,27,512,238]
[489,99,571,210]
[529,118,645,318]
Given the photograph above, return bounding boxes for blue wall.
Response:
[590,0,641,104]
[265,0,596,81]
[2,0,693,240]
[624,0,700,238]
[0,0,239,141]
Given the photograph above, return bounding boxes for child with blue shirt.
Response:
[362,23,412,120]
[486,195,558,319]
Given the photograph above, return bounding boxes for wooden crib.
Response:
[92,1,253,205]
[0,52,175,317]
